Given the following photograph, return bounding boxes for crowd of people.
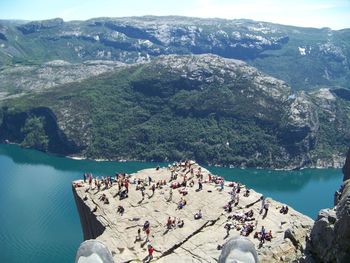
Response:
[76,160,279,261]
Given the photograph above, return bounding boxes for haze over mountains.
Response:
[0,16,350,168]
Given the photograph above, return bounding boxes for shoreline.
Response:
[0,142,345,170]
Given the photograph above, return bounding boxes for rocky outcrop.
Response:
[306,148,350,262]
[17,18,64,34]
[342,148,350,181]
[72,163,313,262]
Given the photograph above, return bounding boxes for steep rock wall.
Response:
[72,185,105,240]
[306,148,350,262]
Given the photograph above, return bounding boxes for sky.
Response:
[0,0,349,30]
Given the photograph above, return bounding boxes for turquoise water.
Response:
[0,144,343,263]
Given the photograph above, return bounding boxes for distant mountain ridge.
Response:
[0,16,349,90]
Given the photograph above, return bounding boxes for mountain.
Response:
[0,16,349,91]
[1,54,349,169]
[0,60,125,100]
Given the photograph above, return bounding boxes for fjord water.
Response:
[0,144,343,263]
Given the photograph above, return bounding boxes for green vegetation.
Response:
[21,116,48,151]
[3,55,349,168]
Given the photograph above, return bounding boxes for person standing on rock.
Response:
[124,179,129,193]
[167,188,173,202]
[145,227,150,241]
[262,201,269,219]
[220,180,224,191]
[143,244,154,263]
[198,179,203,191]
[151,184,156,196]
[260,196,265,214]
[89,174,93,190]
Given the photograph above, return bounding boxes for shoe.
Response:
[219,236,259,263]
[75,240,114,263]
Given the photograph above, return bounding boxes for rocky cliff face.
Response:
[306,148,350,262]
[72,184,105,240]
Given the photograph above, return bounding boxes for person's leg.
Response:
[75,240,114,263]
[218,236,258,263]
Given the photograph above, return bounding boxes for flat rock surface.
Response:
[73,163,313,262]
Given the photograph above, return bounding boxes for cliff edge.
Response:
[306,149,350,262]
[72,162,312,262]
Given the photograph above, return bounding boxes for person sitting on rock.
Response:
[177,219,184,228]
[117,205,125,216]
[194,209,202,220]
[179,187,188,196]
[279,205,289,214]
[244,188,250,197]
[265,230,273,241]
[119,187,128,200]
[99,193,109,204]
[177,197,186,209]
[240,223,254,236]
[224,202,233,213]
[143,220,150,231]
